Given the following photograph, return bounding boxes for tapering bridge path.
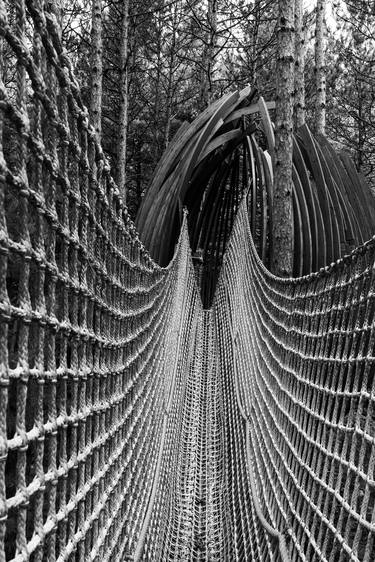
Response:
[0,2,375,561]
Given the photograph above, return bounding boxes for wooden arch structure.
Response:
[136,87,375,306]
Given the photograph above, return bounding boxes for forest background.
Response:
[37,0,375,219]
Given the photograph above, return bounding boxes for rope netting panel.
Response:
[0,0,201,559]
[215,200,375,561]
[1,1,375,561]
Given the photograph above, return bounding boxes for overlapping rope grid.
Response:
[0,1,375,561]
[215,202,375,561]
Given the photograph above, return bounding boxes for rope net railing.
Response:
[0,1,375,561]
[214,200,375,561]
[0,0,202,559]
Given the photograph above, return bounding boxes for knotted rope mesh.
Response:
[0,0,197,559]
[0,1,375,561]
[215,203,375,561]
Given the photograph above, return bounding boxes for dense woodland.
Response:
[54,0,375,219]
[4,0,373,220]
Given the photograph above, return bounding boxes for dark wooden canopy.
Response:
[136,87,375,306]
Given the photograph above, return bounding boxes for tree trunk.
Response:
[356,78,364,172]
[117,0,130,202]
[315,0,326,135]
[153,1,164,162]
[199,0,218,110]
[89,0,103,140]
[251,0,261,88]
[164,2,179,149]
[294,0,305,128]
[271,0,295,277]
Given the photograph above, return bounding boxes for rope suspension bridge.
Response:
[0,2,375,561]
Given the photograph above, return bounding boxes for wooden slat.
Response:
[314,138,345,256]
[136,88,375,282]
[224,100,276,124]
[198,129,241,164]
[247,136,257,231]
[292,164,312,275]
[293,138,320,271]
[298,127,334,265]
[258,96,275,164]
[292,177,304,278]
[318,139,361,247]
[179,91,242,197]
[340,152,374,241]
[260,150,273,269]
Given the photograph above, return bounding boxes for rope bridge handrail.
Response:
[0,1,186,560]
[214,200,375,560]
[0,1,375,561]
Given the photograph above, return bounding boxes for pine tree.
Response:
[117,0,130,201]
[199,0,218,110]
[231,0,278,96]
[89,0,103,140]
[326,0,375,188]
[315,0,326,135]
[294,0,305,128]
[271,0,295,276]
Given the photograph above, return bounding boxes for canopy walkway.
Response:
[0,2,375,562]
